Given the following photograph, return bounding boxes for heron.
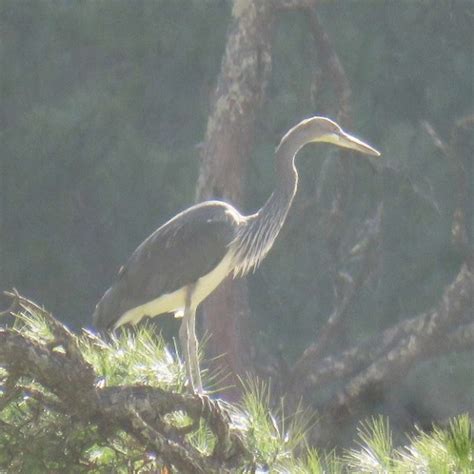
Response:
[93,116,380,393]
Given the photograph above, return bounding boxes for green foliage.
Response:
[344,414,474,474]
[1,313,183,472]
[345,416,394,472]
[239,377,314,469]
[82,325,185,390]
[395,414,474,474]
[1,0,473,450]
[1,308,473,472]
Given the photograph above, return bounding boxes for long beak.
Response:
[337,130,381,157]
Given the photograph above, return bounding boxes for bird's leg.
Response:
[180,284,202,393]
[187,306,203,393]
[179,310,194,392]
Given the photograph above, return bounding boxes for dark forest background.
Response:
[1,0,473,446]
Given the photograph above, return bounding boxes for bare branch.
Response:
[422,116,474,258]
[301,265,473,391]
[307,1,351,124]
[310,265,474,445]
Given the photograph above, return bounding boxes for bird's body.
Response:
[93,116,380,392]
[95,201,240,329]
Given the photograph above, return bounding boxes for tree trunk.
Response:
[195,0,274,399]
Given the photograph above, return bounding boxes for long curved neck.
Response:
[257,135,300,228]
[232,131,305,276]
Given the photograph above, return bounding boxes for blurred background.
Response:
[1,0,473,446]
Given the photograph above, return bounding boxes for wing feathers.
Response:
[93,202,239,329]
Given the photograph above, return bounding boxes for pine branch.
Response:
[0,297,252,473]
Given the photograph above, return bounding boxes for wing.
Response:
[93,201,239,329]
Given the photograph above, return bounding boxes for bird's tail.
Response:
[92,284,124,330]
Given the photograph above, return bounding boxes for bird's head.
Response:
[280,116,381,157]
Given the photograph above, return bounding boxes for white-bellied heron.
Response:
[93,116,380,392]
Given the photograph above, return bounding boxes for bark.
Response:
[0,295,251,473]
[195,0,328,402]
[196,0,274,399]
[307,265,474,447]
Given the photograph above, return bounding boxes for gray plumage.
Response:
[93,116,380,392]
[93,201,238,329]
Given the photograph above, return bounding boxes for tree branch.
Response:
[0,329,98,419]
[0,299,252,472]
[291,204,383,378]
[310,264,474,446]
[422,115,474,265]
[307,1,351,124]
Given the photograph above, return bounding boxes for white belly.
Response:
[114,252,235,328]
